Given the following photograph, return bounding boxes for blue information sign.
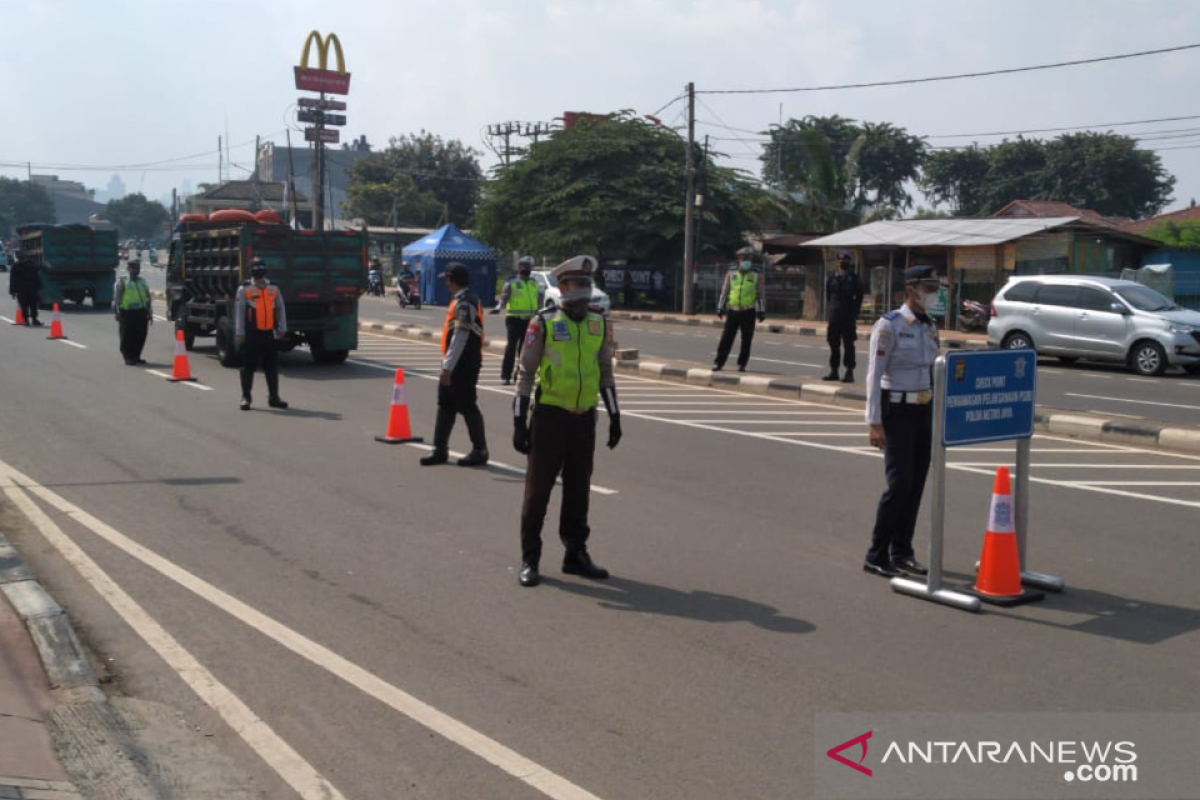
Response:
[942,350,1036,447]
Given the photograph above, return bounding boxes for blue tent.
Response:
[401,224,498,306]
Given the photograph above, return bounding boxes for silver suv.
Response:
[987,275,1200,376]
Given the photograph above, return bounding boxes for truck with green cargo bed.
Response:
[167,220,367,366]
[18,223,119,309]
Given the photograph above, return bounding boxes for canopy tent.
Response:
[400,224,498,306]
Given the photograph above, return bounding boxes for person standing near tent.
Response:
[490,255,544,385]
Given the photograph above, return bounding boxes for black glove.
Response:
[607,416,622,450]
[757,312,767,323]
[513,417,531,454]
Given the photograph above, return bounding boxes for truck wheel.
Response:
[311,347,349,365]
[215,329,241,368]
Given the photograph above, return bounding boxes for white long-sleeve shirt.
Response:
[864,303,939,425]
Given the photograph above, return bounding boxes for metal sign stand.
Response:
[891,354,1064,613]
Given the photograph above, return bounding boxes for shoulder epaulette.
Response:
[883,310,901,321]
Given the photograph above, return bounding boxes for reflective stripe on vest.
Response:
[441,298,485,355]
[537,311,604,411]
[246,286,278,331]
[728,271,758,310]
[506,279,539,318]
[119,278,149,310]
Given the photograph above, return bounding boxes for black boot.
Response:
[562,549,609,580]
[519,563,541,587]
[458,407,489,466]
[841,369,855,383]
[265,371,288,408]
[822,370,840,381]
[420,408,455,466]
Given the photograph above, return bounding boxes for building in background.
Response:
[256,135,373,228]
[188,181,311,227]
[30,175,105,225]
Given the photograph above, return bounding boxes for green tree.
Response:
[104,193,170,240]
[344,132,483,227]
[920,145,992,215]
[0,178,56,235]
[1143,219,1200,248]
[475,112,755,260]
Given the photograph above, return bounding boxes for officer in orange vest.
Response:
[421,262,489,466]
[235,258,288,411]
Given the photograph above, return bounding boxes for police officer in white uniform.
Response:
[863,265,941,578]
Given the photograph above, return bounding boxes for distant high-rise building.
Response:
[256,135,373,223]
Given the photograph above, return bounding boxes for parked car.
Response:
[987,275,1200,376]
[530,269,611,315]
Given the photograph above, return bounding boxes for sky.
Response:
[3,0,1200,216]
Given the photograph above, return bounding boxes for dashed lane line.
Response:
[145,369,214,390]
[0,460,606,800]
[57,339,87,349]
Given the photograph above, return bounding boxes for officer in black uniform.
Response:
[823,252,864,383]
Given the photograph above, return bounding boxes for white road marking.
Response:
[1060,481,1200,486]
[0,316,14,324]
[1080,374,1113,379]
[1039,368,1065,374]
[1088,410,1144,419]
[153,314,169,322]
[620,400,789,406]
[58,339,87,349]
[401,442,618,496]
[747,356,825,368]
[0,460,606,800]
[949,463,1200,469]
[1126,377,1158,383]
[145,369,214,390]
[0,475,349,800]
[1065,393,1200,412]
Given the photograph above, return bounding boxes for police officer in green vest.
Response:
[512,255,621,587]
[491,255,545,385]
[114,259,153,365]
[712,245,766,372]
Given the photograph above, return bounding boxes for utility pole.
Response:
[285,129,299,228]
[313,94,326,231]
[218,136,223,185]
[682,82,697,315]
[693,134,709,310]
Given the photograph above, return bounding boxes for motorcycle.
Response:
[367,270,384,297]
[956,298,990,333]
[396,275,421,310]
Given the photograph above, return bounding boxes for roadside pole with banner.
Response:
[891,349,1064,612]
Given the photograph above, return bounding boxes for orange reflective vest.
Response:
[441,298,485,354]
[246,285,279,332]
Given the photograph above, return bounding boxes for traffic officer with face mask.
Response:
[862,265,942,578]
[491,255,544,385]
[512,255,621,587]
[713,245,766,372]
[235,258,288,411]
[114,259,152,365]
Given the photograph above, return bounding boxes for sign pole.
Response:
[1015,436,1065,592]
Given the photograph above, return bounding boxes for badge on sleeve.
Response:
[552,320,571,341]
[587,319,601,336]
[526,320,541,347]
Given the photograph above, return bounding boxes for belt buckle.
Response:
[915,390,932,405]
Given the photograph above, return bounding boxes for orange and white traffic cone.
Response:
[12,305,26,325]
[970,466,1043,606]
[167,328,197,382]
[46,303,66,340]
[374,368,423,444]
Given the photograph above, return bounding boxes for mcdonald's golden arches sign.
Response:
[294,31,351,94]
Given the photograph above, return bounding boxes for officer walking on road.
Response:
[7,253,41,326]
[421,263,489,467]
[712,246,766,372]
[512,255,621,587]
[490,255,544,385]
[823,252,865,383]
[114,259,152,365]
[862,265,942,578]
[235,258,288,411]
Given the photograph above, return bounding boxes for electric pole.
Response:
[682,82,697,315]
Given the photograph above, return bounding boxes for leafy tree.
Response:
[920,145,992,216]
[104,193,170,240]
[1143,219,1200,248]
[475,112,755,260]
[344,132,483,227]
[0,178,56,235]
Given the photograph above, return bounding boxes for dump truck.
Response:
[167,216,367,366]
[18,223,120,309]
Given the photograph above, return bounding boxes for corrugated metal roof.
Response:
[804,217,1080,248]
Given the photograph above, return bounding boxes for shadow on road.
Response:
[550,575,816,634]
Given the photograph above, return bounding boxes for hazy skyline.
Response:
[3,0,1200,217]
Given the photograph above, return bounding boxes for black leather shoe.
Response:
[737,365,746,372]
[519,564,541,587]
[711,363,723,372]
[823,371,840,381]
[562,551,609,580]
[420,450,449,466]
[863,561,902,578]
[268,397,289,409]
[841,370,855,383]
[894,557,928,576]
[457,449,489,467]
[239,397,251,411]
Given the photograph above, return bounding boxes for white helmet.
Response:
[551,255,597,304]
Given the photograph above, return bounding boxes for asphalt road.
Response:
[355,294,1200,427]
[6,301,1197,799]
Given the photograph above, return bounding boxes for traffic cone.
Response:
[969,467,1043,606]
[167,328,197,382]
[374,368,423,444]
[12,305,26,325]
[46,304,66,340]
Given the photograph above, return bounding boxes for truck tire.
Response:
[311,347,349,365]
[215,328,241,368]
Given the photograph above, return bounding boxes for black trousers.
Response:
[867,401,933,565]
[827,317,857,371]
[118,310,149,362]
[16,290,39,322]
[240,331,280,400]
[715,309,756,368]
[501,316,532,381]
[433,352,486,452]
[520,405,596,567]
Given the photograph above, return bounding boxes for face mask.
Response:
[739,260,752,271]
[921,290,939,310]
[519,270,531,279]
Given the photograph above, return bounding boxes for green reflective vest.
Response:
[119,278,149,311]
[537,310,605,411]
[507,278,539,318]
[727,270,758,310]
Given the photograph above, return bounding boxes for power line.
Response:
[697,43,1200,95]
[927,113,1200,139]
[650,92,686,119]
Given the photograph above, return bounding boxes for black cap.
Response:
[439,262,470,286]
[904,265,938,284]
[837,251,853,264]
[250,257,267,276]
